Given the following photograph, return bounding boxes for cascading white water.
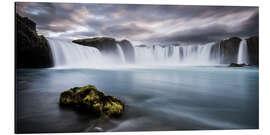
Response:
[47,39,227,68]
[179,42,219,64]
[134,42,218,65]
[135,45,179,64]
[237,39,249,64]
[116,44,126,64]
[48,39,106,68]
[170,46,180,61]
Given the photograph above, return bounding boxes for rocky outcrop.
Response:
[217,36,258,65]
[72,37,135,63]
[247,36,259,65]
[136,44,148,47]
[72,37,118,53]
[219,37,242,64]
[212,36,259,65]
[59,85,124,117]
[16,13,53,68]
[229,63,247,67]
[117,40,135,63]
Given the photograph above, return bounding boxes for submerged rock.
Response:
[59,85,124,117]
[229,63,247,67]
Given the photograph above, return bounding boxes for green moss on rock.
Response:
[59,85,124,117]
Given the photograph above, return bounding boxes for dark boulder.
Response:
[59,85,124,117]
[246,36,259,66]
[229,63,247,67]
[219,37,242,64]
[117,40,135,63]
[16,13,53,68]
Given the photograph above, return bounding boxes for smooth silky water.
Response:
[16,39,258,133]
[16,66,258,133]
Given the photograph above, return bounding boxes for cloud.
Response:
[235,11,259,37]
[15,2,258,44]
[101,23,153,39]
[143,8,259,43]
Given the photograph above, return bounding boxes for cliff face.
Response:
[73,37,135,63]
[246,36,259,65]
[219,37,242,64]
[217,36,259,65]
[210,36,258,65]
[16,14,53,68]
[117,40,135,63]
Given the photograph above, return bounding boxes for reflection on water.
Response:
[15,66,259,133]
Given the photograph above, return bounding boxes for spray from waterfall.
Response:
[116,44,126,64]
[178,42,218,64]
[134,42,218,65]
[237,39,249,64]
[48,39,105,68]
[47,38,225,68]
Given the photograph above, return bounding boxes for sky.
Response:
[16,2,258,45]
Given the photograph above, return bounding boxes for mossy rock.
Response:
[59,85,124,117]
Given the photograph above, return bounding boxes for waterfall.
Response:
[116,44,126,63]
[48,39,105,68]
[47,38,223,68]
[134,45,178,64]
[171,46,180,61]
[237,39,249,64]
[179,42,218,64]
[134,42,218,65]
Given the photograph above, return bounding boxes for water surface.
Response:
[15,66,259,133]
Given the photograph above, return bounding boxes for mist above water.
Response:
[47,39,248,69]
[135,42,219,65]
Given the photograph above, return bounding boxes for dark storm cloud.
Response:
[59,31,98,39]
[15,2,258,44]
[16,2,75,32]
[152,24,231,43]
[16,3,57,25]
[101,23,153,38]
[235,11,259,37]
[146,11,259,43]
